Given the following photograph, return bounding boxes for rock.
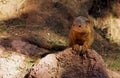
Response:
[0,38,50,56]
[0,52,26,78]
[11,39,50,56]
[107,69,120,78]
[0,45,5,54]
[26,48,109,78]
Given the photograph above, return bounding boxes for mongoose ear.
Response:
[86,20,91,24]
[72,23,76,26]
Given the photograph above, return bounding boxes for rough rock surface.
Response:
[0,51,27,78]
[26,48,109,78]
[107,69,120,78]
[0,38,50,56]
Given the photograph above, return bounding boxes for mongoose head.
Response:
[72,16,91,34]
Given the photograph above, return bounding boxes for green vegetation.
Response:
[24,57,38,68]
[103,53,120,73]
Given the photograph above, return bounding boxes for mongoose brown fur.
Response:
[69,16,94,54]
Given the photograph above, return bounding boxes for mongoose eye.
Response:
[72,24,75,26]
[79,25,81,27]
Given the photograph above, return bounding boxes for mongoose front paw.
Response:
[72,44,82,54]
[72,44,80,52]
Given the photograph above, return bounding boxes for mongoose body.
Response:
[69,16,94,53]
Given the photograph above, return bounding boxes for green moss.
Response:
[47,40,58,45]
[24,57,38,68]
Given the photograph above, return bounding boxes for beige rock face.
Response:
[0,0,93,21]
[0,0,26,20]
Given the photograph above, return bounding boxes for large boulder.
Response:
[26,48,109,78]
